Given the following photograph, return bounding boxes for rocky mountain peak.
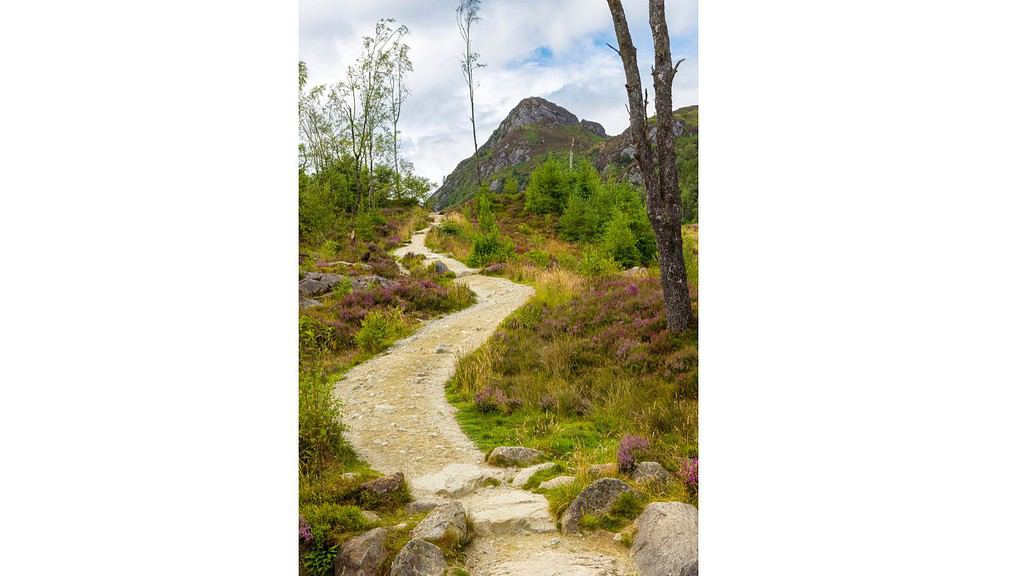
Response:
[491,97,581,141]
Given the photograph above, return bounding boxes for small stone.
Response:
[487,446,546,467]
[361,510,382,524]
[512,462,557,487]
[631,461,672,484]
[537,476,576,491]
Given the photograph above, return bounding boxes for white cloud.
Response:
[300,0,698,187]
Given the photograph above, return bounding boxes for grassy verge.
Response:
[444,266,699,532]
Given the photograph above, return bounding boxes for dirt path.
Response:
[333,214,634,575]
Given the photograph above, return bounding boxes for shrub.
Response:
[617,434,651,473]
[300,502,372,543]
[679,457,698,491]
[331,276,353,299]
[299,316,336,367]
[577,246,618,277]
[467,232,512,268]
[299,517,313,546]
[474,386,509,413]
[603,212,640,268]
[301,545,337,576]
[299,372,346,474]
[355,306,405,353]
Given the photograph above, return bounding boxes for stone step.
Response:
[460,487,555,536]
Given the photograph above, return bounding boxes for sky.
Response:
[299,0,698,188]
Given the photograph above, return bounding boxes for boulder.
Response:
[430,260,450,275]
[359,472,407,508]
[410,502,468,546]
[411,463,506,498]
[299,297,322,310]
[537,475,576,491]
[560,478,636,534]
[299,272,345,297]
[389,539,447,576]
[333,527,387,576]
[482,263,506,275]
[632,461,672,484]
[487,446,545,467]
[511,462,557,487]
[631,502,698,576]
[587,463,618,478]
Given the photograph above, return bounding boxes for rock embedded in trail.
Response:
[407,498,445,515]
[512,461,557,487]
[487,446,546,467]
[631,462,672,484]
[462,487,555,536]
[487,549,621,576]
[630,502,698,576]
[411,463,506,498]
[561,478,637,534]
[389,539,447,576]
[430,260,450,275]
[410,501,468,546]
[333,527,387,576]
[538,475,576,491]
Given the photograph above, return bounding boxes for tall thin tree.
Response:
[606,0,693,332]
[387,41,412,201]
[457,0,485,188]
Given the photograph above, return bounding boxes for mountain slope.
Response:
[429,96,698,211]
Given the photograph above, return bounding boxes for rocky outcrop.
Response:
[333,527,387,576]
[580,119,607,137]
[299,272,345,298]
[350,275,400,291]
[560,478,636,534]
[631,461,671,483]
[389,539,447,576]
[511,462,557,487]
[630,502,698,576]
[486,446,545,467]
[410,502,469,546]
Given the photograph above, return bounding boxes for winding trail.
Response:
[333,214,634,575]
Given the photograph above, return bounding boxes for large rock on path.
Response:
[631,502,698,576]
[561,478,636,534]
[462,487,555,536]
[411,463,506,498]
[410,502,468,546]
[389,539,447,576]
[333,527,387,576]
[487,446,545,467]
